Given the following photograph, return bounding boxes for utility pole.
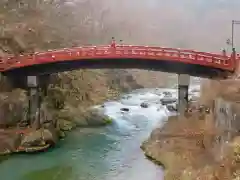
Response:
[230,20,240,50]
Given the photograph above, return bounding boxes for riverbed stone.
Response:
[83,109,113,126]
[120,108,130,112]
[42,128,58,145]
[57,119,76,131]
[0,131,21,155]
[58,130,66,138]
[160,97,177,105]
[20,128,57,150]
[52,104,113,127]
[140,102,149,108]
[21,131,44,147]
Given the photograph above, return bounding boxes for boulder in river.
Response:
[166,103,178,112]
[160,97,177,105]
[57,119,76,131]
[81,109,113,126]
[19,128,58,152]
[120,108,130,112]
[0,131,21,155]
[140,102,149,108]
[162,91,172,96]
[53,105,112,127]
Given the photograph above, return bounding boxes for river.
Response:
[0,88,180,180]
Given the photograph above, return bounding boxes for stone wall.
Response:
[214,98,240,141]
[212,98,240,161]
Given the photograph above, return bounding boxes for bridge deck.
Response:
[0,45,235,78]
[1,58,230,78]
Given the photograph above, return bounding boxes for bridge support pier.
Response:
[27,76,42,129]
[178,74,190,118]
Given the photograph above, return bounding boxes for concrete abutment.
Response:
[26,75,51,129]
[177,74,190,117]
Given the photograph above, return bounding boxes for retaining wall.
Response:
[213,98,240,159]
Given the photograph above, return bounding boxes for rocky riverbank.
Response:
[0,69,135,155]
[0,70,173,155]
[141,79,240,180]
[0,108,114,155]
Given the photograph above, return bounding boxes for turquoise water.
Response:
[0,89,168,180]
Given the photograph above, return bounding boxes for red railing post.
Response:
[177,49,181,60]
[195,53,198,61]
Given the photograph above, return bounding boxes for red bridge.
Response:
[0,43,238,128]
[0,44,238,78]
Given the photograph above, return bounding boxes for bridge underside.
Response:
[3,58,230,78]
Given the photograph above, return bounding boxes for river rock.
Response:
[0,131,21,155]
[162,91,172,96]
[57,119,76,131]
[140,102,149,108]
[53,105,112,127]
[166,103,178,112]
[52,105,88,127]
[120,108,130,112]
[160,97,177,105]
[83,109,113,126]
[20,128,58,151]
[41,129,58,145]
[58,130,66,138]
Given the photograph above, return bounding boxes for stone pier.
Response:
[27,76,41,129]
[178,74,190,117]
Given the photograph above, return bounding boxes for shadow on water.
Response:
[0,155,9,164]
[22,165,73,180]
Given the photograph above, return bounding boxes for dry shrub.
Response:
[143,73,240,180]
[212,136,240,180]
[201,79,240,103]
[200,79,220,106]
[143,112,235,180]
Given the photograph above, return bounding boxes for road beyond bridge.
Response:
[0,43,238,128]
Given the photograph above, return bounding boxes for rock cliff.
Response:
[142,79,240,180]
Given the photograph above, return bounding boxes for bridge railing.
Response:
[0,45,236,72]
[106,45,233,70]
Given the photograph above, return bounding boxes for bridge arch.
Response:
[0,45,235,78]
